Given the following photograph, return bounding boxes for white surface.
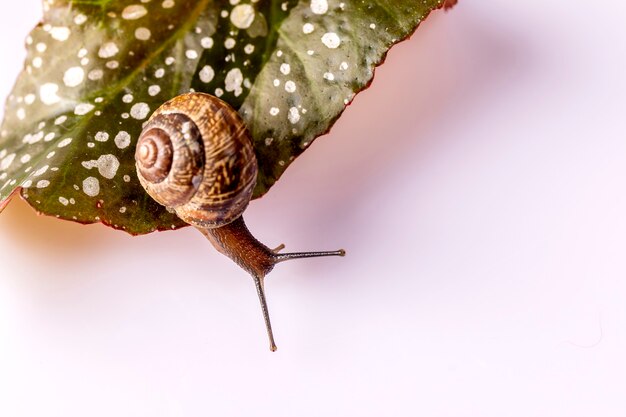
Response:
[1,1,626,416]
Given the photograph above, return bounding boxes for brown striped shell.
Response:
[135,93,257,228]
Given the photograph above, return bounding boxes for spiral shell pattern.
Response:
[135,93,258,228]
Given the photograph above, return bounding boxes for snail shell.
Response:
[135,93,257,228]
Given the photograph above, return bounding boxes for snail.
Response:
[135,92,344,351]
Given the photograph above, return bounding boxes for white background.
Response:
[2,1,626,416]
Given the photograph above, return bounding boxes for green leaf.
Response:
[0,0,453,234]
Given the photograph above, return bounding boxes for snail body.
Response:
[135,93,344,351]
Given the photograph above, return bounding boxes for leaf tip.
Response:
[0,187,21,214]
[442,0,459,11]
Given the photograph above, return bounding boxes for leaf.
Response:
[0,0,454,234]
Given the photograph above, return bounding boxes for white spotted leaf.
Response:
[0,0,455,234]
